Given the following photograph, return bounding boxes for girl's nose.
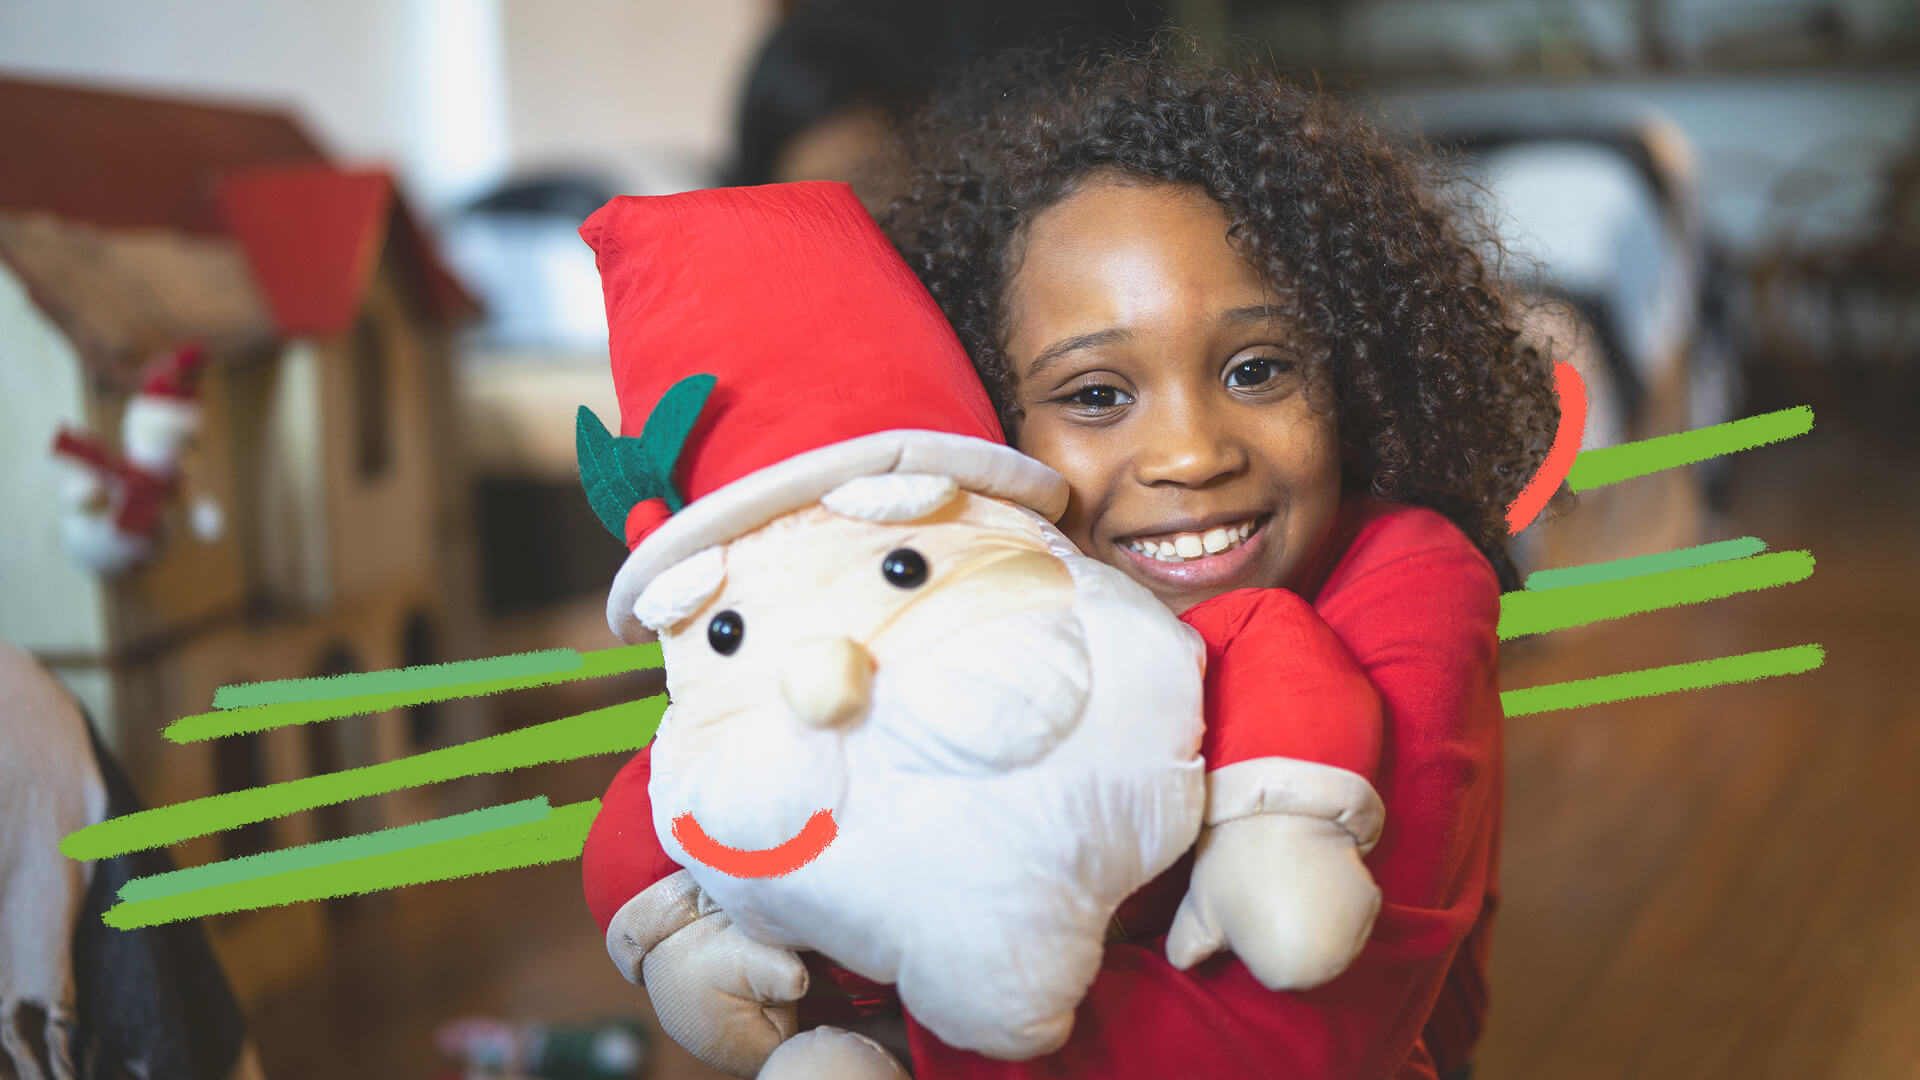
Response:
[1133,409,1248,489]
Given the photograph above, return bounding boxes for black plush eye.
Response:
[881,548,929,589]
[707,610,744,655]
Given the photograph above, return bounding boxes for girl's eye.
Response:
[1226,357,1291,389]
[707,610,744,655]
[1064,384,1131,409]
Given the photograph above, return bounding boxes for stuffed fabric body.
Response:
[636,491,1207,1059]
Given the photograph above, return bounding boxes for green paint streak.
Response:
[1498,550,1814,640]
[1567,406,1814,491]
[1502,644,1826,716]
[168,643,661,743]
[212,650,582,709]
[1524,537,1769,592]
[103,799,602,929]
[117,798,552,904]
[63,696,662,861]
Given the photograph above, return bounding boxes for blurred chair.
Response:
[1442,114,1742,568]
[1456,120,1739,451]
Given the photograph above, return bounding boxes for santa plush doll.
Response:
[577,183,1385,1080]
[51,344,221,575]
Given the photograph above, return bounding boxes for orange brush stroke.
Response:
[672,809,838,878]
[1507,361,1589,535]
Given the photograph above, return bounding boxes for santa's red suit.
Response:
[585,494,1502,1080]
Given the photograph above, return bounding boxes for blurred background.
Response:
[1,1,1915,1078]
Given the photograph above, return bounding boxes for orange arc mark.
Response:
[672,809,838,878]
[1507,361,1589,536]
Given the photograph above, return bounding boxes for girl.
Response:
[876,40,1563,1080]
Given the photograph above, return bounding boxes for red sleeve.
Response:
[582,744,684,933]
[905,505,1503,1080]
[1182,586,1382,779]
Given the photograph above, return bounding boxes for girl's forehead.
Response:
[1006,179,1274,353]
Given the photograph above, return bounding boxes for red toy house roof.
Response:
[215,165,478,336]
[0,75,478,339]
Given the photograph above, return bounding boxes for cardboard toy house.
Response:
[0,76,490,991]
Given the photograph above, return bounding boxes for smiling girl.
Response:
[881,41,1564,1080]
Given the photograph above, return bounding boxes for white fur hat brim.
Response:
[606,430,1068,643]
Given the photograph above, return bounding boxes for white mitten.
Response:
[605,871,808,1078]
[758,1026,912,1080]
[1165,758,1387,991]
[1166,811,1382,990]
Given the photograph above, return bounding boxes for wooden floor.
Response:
[1482,422,1920,1080]
[237,418,1919,1080]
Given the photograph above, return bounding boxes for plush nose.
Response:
[782,637,873,730]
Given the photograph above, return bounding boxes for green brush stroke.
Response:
[212,650,581,709]
[168,643,661,743]
[116,798,552,904]
[1524,537,1769,592]
[1501,644,1826,716]
[103,798,601,929]
[1568,406,1814,491]
[1498,550,1813,640]
[63,696,663,861]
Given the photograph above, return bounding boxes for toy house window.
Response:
[306,644,362,843]
[350,316,392,479]
[402,611,442,747]
[213,732,273,860]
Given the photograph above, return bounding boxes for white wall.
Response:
[0,265,111,658]
[0,0,776,211]
[500,0,775,193]
[0,0,425,185]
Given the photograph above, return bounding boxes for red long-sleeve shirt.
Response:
[898,499,1503,1079]
[584,498,1503,1080]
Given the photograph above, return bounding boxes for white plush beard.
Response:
[649,554,1206,1059]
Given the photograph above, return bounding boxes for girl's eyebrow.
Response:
[1026,328,1133,380]
[1219,305,1284,327]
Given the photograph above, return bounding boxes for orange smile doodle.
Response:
[1507,361,1589,536]
[672,808,839,878]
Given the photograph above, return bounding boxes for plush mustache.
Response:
[659,605,1094,849]
[868,604,1091,774]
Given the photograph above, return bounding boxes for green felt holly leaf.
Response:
[576,373,717,539]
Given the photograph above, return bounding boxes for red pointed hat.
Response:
[139,344,207,400]
[578,181,1066,643]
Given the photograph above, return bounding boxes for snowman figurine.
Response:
[51,344,222,575]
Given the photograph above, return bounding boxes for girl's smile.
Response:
[1003,176,1343,613]
[1115,512,1273,591]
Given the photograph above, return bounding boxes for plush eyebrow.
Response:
[1024,327,1134,382]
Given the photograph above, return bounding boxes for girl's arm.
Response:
[583,745,682,939]
[905,509,1503,1080]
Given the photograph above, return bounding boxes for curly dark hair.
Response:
[881,38,1565,583]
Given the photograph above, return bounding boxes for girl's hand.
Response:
[1166,812,1382,991]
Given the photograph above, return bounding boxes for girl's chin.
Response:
[1106,520,1278,608]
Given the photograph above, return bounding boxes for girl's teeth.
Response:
[1126,520,1259,563]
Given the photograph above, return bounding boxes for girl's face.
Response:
[1003,176,1343,614]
